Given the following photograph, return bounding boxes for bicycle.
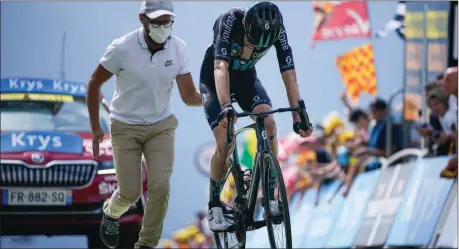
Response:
[213,100,312,249]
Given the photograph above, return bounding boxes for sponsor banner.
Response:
[354,163,414,247]
[372,163,413,246]
[386,156,454,247]
[311,1,371,42]
[300,181,345,248]
[291,190,317,248]
[327,169,381,248]
[1,131,83,154]
[436,193,458,248]
[0,78,87,97]
[354,165,396,246]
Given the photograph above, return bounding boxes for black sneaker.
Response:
[99,213,120,249]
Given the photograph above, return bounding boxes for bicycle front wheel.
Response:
[261,152,292,249]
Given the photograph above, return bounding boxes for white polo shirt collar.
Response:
[137,28,170,50]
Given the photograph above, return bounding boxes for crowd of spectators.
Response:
[157,67,457,249]
[420,67,458,177]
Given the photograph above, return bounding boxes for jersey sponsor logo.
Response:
[220,11,236,44]
[221,48,227,56]
[281,55,294,70]
[278,27,289,51]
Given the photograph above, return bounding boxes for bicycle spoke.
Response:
[262,153,292,249]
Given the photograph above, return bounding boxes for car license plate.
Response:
[2,189,72,206]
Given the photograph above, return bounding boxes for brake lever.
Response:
[298,100,312,131]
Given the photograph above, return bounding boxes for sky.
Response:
[1,1,405,238]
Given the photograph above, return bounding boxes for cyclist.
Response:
[199,1,313,232]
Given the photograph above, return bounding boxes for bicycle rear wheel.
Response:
[213,158,247,249]
[261,152,292,249]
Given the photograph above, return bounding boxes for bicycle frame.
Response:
[229,115,271,231]
[222,100,310,235]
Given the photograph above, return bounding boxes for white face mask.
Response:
[148,24,171,44]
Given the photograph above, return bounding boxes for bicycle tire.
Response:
[261,152,292,249]
[213,158,247,249]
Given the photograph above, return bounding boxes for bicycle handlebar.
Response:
[224,100,311,147]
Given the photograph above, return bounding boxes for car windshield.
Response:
[0,97,110,133]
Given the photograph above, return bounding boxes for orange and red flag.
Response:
[335,43,378,102]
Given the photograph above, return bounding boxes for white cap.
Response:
[140,1,175,19]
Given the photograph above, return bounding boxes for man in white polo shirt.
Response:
[86,1,202,248]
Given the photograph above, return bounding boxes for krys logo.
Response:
[3,78,87,96]
[1,131,83,154]
[7,78,43,91]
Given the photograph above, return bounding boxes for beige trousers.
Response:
[103,114,178,248]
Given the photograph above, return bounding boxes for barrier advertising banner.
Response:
[386,156,454,247]
[300,181,345,248]
[327,169,381,248]
[353,165,395,247]
[436,193,458,248]
[291,190,317,248]
[354,162,414,247]
[289,192,301,216]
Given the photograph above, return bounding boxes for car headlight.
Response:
[98,161,116,175]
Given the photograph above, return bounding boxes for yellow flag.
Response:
[335,43,378,102]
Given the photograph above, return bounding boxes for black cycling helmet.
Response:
[244,1,283,48]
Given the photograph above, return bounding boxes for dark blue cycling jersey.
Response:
[209,8,295,73]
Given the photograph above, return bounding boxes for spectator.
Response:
[349,108,371,146]
[418,81,452,156]
[439,67,458,108]
[367,98,403,156]
[293,134,346,205]
[430,71,458,178]
[343,99,403,196]
[321,113,346,157]
[444,67,458,97]
[428,89,457,142]
[325,130,358,202]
